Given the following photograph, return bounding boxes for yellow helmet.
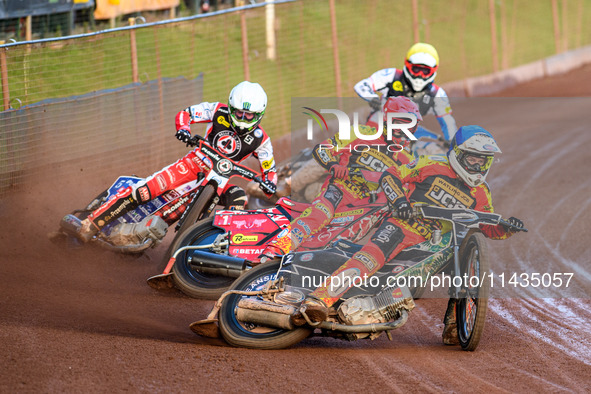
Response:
[404,43,439,91]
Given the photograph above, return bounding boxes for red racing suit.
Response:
[310,155,515,306]
[288,125,414,251]
[88,102,277,230]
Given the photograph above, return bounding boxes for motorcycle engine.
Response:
[107,215,168,249]
[337,285,415,340]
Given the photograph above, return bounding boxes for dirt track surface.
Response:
[2,67,591,392]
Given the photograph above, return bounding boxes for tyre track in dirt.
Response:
[2,67,591,392]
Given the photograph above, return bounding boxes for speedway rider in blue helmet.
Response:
[293,126,525,346]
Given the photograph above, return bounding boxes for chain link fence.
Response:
[1,0,590,195]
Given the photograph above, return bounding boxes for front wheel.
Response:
[456,232,490,351]
[164,184,217,264]
[218,261,312,349]
[170,218,236,300]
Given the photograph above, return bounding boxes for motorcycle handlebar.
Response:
[186,134,205,147]
[186,135,266,184]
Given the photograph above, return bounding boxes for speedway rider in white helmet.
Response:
[354,42,458,150]
[74,81,277,242]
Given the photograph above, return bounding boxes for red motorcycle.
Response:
[148,171,391,300]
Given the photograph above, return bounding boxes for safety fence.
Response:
[0,0,590,195]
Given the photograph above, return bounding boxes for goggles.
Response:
[232,109,256,121]
[405,60,437,79]
[459,151,494,174]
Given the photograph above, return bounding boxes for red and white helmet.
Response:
[403,43,439,92]
[382,96,422,142]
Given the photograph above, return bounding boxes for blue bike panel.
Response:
[101,176,176,235]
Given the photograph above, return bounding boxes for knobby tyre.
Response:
[456,232,490,351]
[218,261,312,349]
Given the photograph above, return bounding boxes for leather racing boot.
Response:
[59,215,98,243]
[442,298,460,345]
[77,218,99,243]
[291,296,329,326]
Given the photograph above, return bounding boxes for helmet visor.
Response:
[460,152,494,174]
[405,60,436,79]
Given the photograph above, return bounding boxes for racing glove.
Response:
[505,216,524,231]
[175,128,191,143]
[394,199,413,220]
[369,97,382,112]
[330,164,349,180]
[259,180,277,196]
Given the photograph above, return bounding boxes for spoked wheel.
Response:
[170,217,237,300]
[456,232,490,351]
[218,261,312,349]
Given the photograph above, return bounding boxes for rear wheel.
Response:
[170,218,236,300]
[218,261,312,349]
[456,232,490,351]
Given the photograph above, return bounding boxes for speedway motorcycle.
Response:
[190,205,527,351]
[244,128,449,211]
[148,170,391,300]
[52,134,268,256]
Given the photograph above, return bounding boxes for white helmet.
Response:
[448,126,501,187]
[228,81,267,134]
[403,43,439,92]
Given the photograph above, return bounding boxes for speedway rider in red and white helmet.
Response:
[74,81,278,242]
[354,42,458,146]
[257,96,422,263]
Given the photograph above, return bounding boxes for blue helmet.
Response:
[447,126,501,187]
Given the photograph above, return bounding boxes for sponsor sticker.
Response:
[232,234,259,244]
[354,252,378,271]
[335,209,363,217]
[262,159,274,170]
[176,162,189,175]
[301,253,313,262]
[426,177,474,208]
[217,115,231,128]
[156,175,167,191]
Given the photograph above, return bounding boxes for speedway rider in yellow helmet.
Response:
[354,43,458,150]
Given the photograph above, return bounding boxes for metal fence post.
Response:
[266,0,276,60]
[412,0,420,43]
[500,0,509,69]
[329,0,342,103]
[561,0,568,52]
[551,0,562,53]
[129,17,139,83]
[241,11,250,80]
[0,44,10,111]
[489,0,499,73]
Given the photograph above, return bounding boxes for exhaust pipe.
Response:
[189,250,247,278]
[233,298,410,334]
[235,298,296,330]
